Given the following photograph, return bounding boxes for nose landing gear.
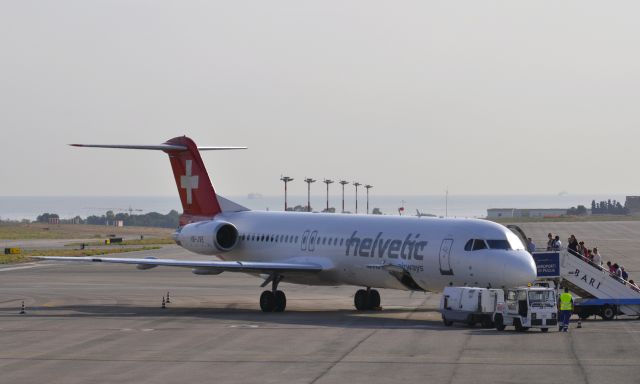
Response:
[354,287,381,310]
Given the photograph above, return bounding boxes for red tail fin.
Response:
[163,136,221,224]
[70,136,246,226]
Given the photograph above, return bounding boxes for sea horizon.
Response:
[0,193,631,221]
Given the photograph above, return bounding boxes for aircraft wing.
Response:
[34,256,324,273]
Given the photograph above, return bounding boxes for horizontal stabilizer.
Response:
[69,144,247,151]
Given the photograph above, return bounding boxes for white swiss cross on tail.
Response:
[180,160,199,205]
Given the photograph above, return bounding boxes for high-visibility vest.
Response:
[560,292,573,311]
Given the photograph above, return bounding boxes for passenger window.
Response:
[295,236,299,243]
[322,238,327,245]
[472,239,487,251]
[464,239,473,251]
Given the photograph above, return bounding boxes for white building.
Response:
[487,208,568,219]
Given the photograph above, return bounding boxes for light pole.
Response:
[323,179,334,212]
[339,180,349,213]
[353,182,361,214]
[280,176,294,211]
[365,184,373,214]
[304,178,316,212]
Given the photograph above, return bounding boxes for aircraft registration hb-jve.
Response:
[39,136,537,312]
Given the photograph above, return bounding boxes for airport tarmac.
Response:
[2,221,640,384]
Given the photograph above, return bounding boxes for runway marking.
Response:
[0,263,55,272]
[228,324,259,328]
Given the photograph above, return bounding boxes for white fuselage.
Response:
[177,211,537,292]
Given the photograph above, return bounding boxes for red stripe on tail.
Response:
[163,136,221,225]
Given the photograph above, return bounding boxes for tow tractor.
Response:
[493,286,557,332]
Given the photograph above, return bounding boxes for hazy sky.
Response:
[1,1,639,198]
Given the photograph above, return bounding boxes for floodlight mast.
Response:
[364,184,373,214]
[353,182,361,214]
[323,179,334,212]
[280,176,294,211]
[339,180,349,213]
[304,178,316,212]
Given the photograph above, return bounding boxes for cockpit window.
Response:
[487,240,512,250]
[472,239,487,250]
[466,239,496,251]
[464,239,473,251]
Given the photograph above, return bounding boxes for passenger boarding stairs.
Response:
[558,250,640,316]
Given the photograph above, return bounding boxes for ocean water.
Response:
[0,194,629,221]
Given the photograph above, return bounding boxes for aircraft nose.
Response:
[503,252,537,287]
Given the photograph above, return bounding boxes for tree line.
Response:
[36,210,180,228]
[591,199,629,215]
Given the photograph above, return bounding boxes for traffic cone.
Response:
[161,296,166,309]
[166,292,171,304]
[19,301,25,315]
[577,319,582,328]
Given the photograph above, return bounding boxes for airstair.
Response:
[533,250,640,317]
[505,225,640,318]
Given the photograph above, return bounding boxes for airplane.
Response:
[37,136,538,312]
[416,209,436,218]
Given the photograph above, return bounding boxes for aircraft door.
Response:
[308,231,318,252]
[301,230,310,251]
[439,239,454,276]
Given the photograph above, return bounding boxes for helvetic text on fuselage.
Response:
[345,231,427,260]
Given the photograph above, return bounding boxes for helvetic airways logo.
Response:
[180,160,199,205]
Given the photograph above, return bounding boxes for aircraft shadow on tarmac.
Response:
[0,304,470,330]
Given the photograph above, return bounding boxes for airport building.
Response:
[486,208,569,219]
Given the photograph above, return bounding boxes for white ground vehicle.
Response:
[440,287,503,327]
[493,286,558,332]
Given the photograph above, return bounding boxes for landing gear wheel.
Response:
[467,316,476,328]
[274,290,287,312]
[260,290,276,312]
[541,328,549,333]
[601,305,615,321]
[370,289,381,308]
[354,289,368,311]
[495,315,506,331]
[514,319,528,332]
[481,319,494,328]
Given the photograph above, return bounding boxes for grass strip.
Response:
[65,238,174,247]
[0,246,161,264]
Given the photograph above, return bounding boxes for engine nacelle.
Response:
[174,220,239,255]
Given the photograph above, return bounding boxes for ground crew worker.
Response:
[559,287,573,332]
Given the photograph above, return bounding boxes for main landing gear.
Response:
[354,288,381,311]
[260,273,286,312]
